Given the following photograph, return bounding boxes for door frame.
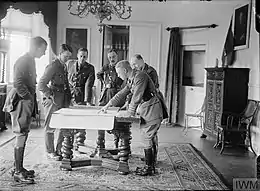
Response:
[178,42,209,125]
[100,20,162,74]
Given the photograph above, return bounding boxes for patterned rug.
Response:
[0,137,230,190]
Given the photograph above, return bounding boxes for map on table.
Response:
[49,106,140,130]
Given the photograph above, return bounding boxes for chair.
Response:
[214,99,259,155]
[184,99,205,134]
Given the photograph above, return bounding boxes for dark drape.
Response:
[0,1,58,54]
[165,27,181,125]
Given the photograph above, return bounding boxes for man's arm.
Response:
[38,63,56,98]
[128,73,147,116]
[85,65,96,103]
[13,58,31,99]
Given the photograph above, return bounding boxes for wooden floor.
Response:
[0,122,256,188]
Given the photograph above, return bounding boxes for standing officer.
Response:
[91,49,125,157]
[67,47,95,148]
[67,48,95,106]
[100,60,163,176]
[130,54,168,164]
[38,44,72,161]
[3,36,47,184]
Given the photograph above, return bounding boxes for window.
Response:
[5,30,49,83]
[8,31,31,83]
[182,50,205,87]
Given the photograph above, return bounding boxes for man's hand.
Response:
[119,102,129,111]
[116,110,132,118]
[98,104,109,114]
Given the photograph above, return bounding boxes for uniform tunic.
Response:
[3,53,37,135]
[109,70,163,147]
[38,58,71,132]
[67,60,95,104]
[97,64,124,106]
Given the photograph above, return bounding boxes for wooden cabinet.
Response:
[0,83,7,130]
[204,68,249,137]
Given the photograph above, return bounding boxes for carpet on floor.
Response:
[0,137,230,190]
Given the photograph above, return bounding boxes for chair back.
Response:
[241,99,259,126]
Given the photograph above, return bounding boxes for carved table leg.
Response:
[74,129,86,151]
[116,122,132,175]
[60,129,74,171]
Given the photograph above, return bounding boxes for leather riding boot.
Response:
[13,147,34,184]
[114,135,119,149]
[90,130,105,158]
[135,148,154,176]
[11,147,35,178]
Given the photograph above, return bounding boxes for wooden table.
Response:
[49,105,140,175]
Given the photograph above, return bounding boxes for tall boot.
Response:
[13,147,34,184]
[135,148,154,176]
[10,147,35,178]
[90,130,105,158]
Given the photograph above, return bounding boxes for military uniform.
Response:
[109,69,163,176]
[97,63,124,106]
[67,60,95,104]
[3,53,37,183]
[94,63,125,153]
[38,58,71,155]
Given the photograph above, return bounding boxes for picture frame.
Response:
[232,1,251,50]
[64,25,90,61]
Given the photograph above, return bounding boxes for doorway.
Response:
[102,25,130,66]
[178,44,206,126]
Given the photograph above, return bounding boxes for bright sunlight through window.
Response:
[8,31,49,83]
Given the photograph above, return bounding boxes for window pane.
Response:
[182,50,205,87]
[9,33,30,83]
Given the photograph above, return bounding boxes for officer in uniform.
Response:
[100,60,163,176]
[38,44,72,161]
[91,49,125,157]
[3,36,47,184]
[130,54,168,164]
[67,48,95,105]
[67,47,95,149]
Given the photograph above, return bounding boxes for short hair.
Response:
[115,60,131,72]
[107,48,118,55]
[30,36,47,49]
[59,44,73,54]
[133,54,143,60]
[78,47,88,54]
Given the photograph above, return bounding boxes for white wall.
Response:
[57,1,253,98]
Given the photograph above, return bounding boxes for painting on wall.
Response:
[65,27,89,60]
[232,2,251,50]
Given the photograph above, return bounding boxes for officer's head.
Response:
[59,44,72,63]
[29,36,47,59]
[77,48,88,64]
[115,60,132,80]
[107,49,118,65]
[130,54,145,70]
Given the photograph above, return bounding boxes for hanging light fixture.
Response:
[68,0,132,32]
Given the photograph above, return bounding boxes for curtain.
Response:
[0,1,57,54]
[1,7,51,83]
[165,27,181,125]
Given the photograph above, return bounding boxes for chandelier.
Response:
[68,0,132,32]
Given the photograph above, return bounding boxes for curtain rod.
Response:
[166,24,218,31]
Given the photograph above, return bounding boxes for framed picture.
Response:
[232,1,251,50]
[64,26,90,60]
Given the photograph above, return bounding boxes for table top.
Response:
[50,105,140,130]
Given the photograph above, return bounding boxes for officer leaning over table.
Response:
[99,60,163,176]
[38,44,72,161]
